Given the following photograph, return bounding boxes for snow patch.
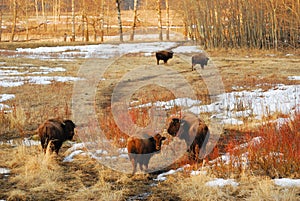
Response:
[205,178,239,187]
[274,178,300,187]
[0,168,10,174]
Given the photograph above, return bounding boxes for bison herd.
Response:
[37,112,209,175]
[127,113,210,174]
[155,50,209,70]
[35,48,210,174]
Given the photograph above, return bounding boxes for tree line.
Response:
[0,0,299,49]
[181,0,299,49]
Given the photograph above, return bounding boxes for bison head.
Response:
[167,118,191,140]
[204,57,209,65]
[153,133,166,151]
[167,118,181,136]
[169,51,174,58]
[62,120,76,140]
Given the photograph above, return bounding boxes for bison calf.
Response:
[156,50,174,65]
[127,133,166,175]
[167,113,209,160]
[38,118,76,154]
[192,53,209,70]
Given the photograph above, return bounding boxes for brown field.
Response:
[0,43,300,200]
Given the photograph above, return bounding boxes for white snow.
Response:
[0,94,15,102]
[0,42,210,60]
[0,93,15,110]
[288,76,300,81]
[274,178,300,187]
[194,84,300,123]
[63,142,130,162]
[0,138,40,147]
[63,150,84,162]
[154,167,184,181]
[130,97,201,110]
[0,75,82,87]
[205,178,239,187]
[12,42,180,59]
[22,138,40,146]
[0,64,82,87]
[0,168,10,174]
[133,84,300,125]
[190,170,207,176]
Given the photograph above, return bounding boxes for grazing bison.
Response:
[191,53,209,70]
[38,118,76,154]
[127,133,166,175]
[167,113,209,160]
[156,50,174,65]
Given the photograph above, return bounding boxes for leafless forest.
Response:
[0,0,299,49]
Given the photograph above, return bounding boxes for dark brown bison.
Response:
[127,133,166,175]
[38,118,76,154]
[167,113,209,160]
[156,50,174,65]
[191,53,209,70]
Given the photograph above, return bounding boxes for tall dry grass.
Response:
[6,146,64,200]
[164,172,300,201]
[2,144,128,201]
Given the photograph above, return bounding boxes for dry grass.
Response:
[1,46,300,200]
[163,173,300,201]
[0,144,128,201]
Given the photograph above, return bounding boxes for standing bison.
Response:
[156,50,174,65]
[192,53,209,70]
[167,113,209,160]
[127,133,166,175]
[38,118,76,154]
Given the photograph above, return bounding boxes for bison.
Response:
[191,53,209,70]
[167,113,209,160]
[127,133,166,175]
[38,118,76,154]
[156,50,174,65]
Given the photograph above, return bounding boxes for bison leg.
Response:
[163,59,168,64]
[157,59,160,65]
[192,64,195,71]
[139,163,144,171]
[40,137,48,153]
[130,157,137,175]
[201,64,204,69]
[52,140,63,154]
[144,161,149,171]
[43,137,52,153]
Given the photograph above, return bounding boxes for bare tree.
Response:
[0,0,3,41]
[42,0,47,31]
[116,0,123,42]
[10,0,17,42]
[165,0,170,40]
[99,0,105,42]
[157,0,163,40]
[25,0,29,41]
[71,0,75,41]
[34,0,39,21]
[130,0,138,41]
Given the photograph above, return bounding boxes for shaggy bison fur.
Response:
[156,50,174,65]
[127,133,166,175]
[38,118,76,154]
[167,113,209,160]
[192,53,209,70]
